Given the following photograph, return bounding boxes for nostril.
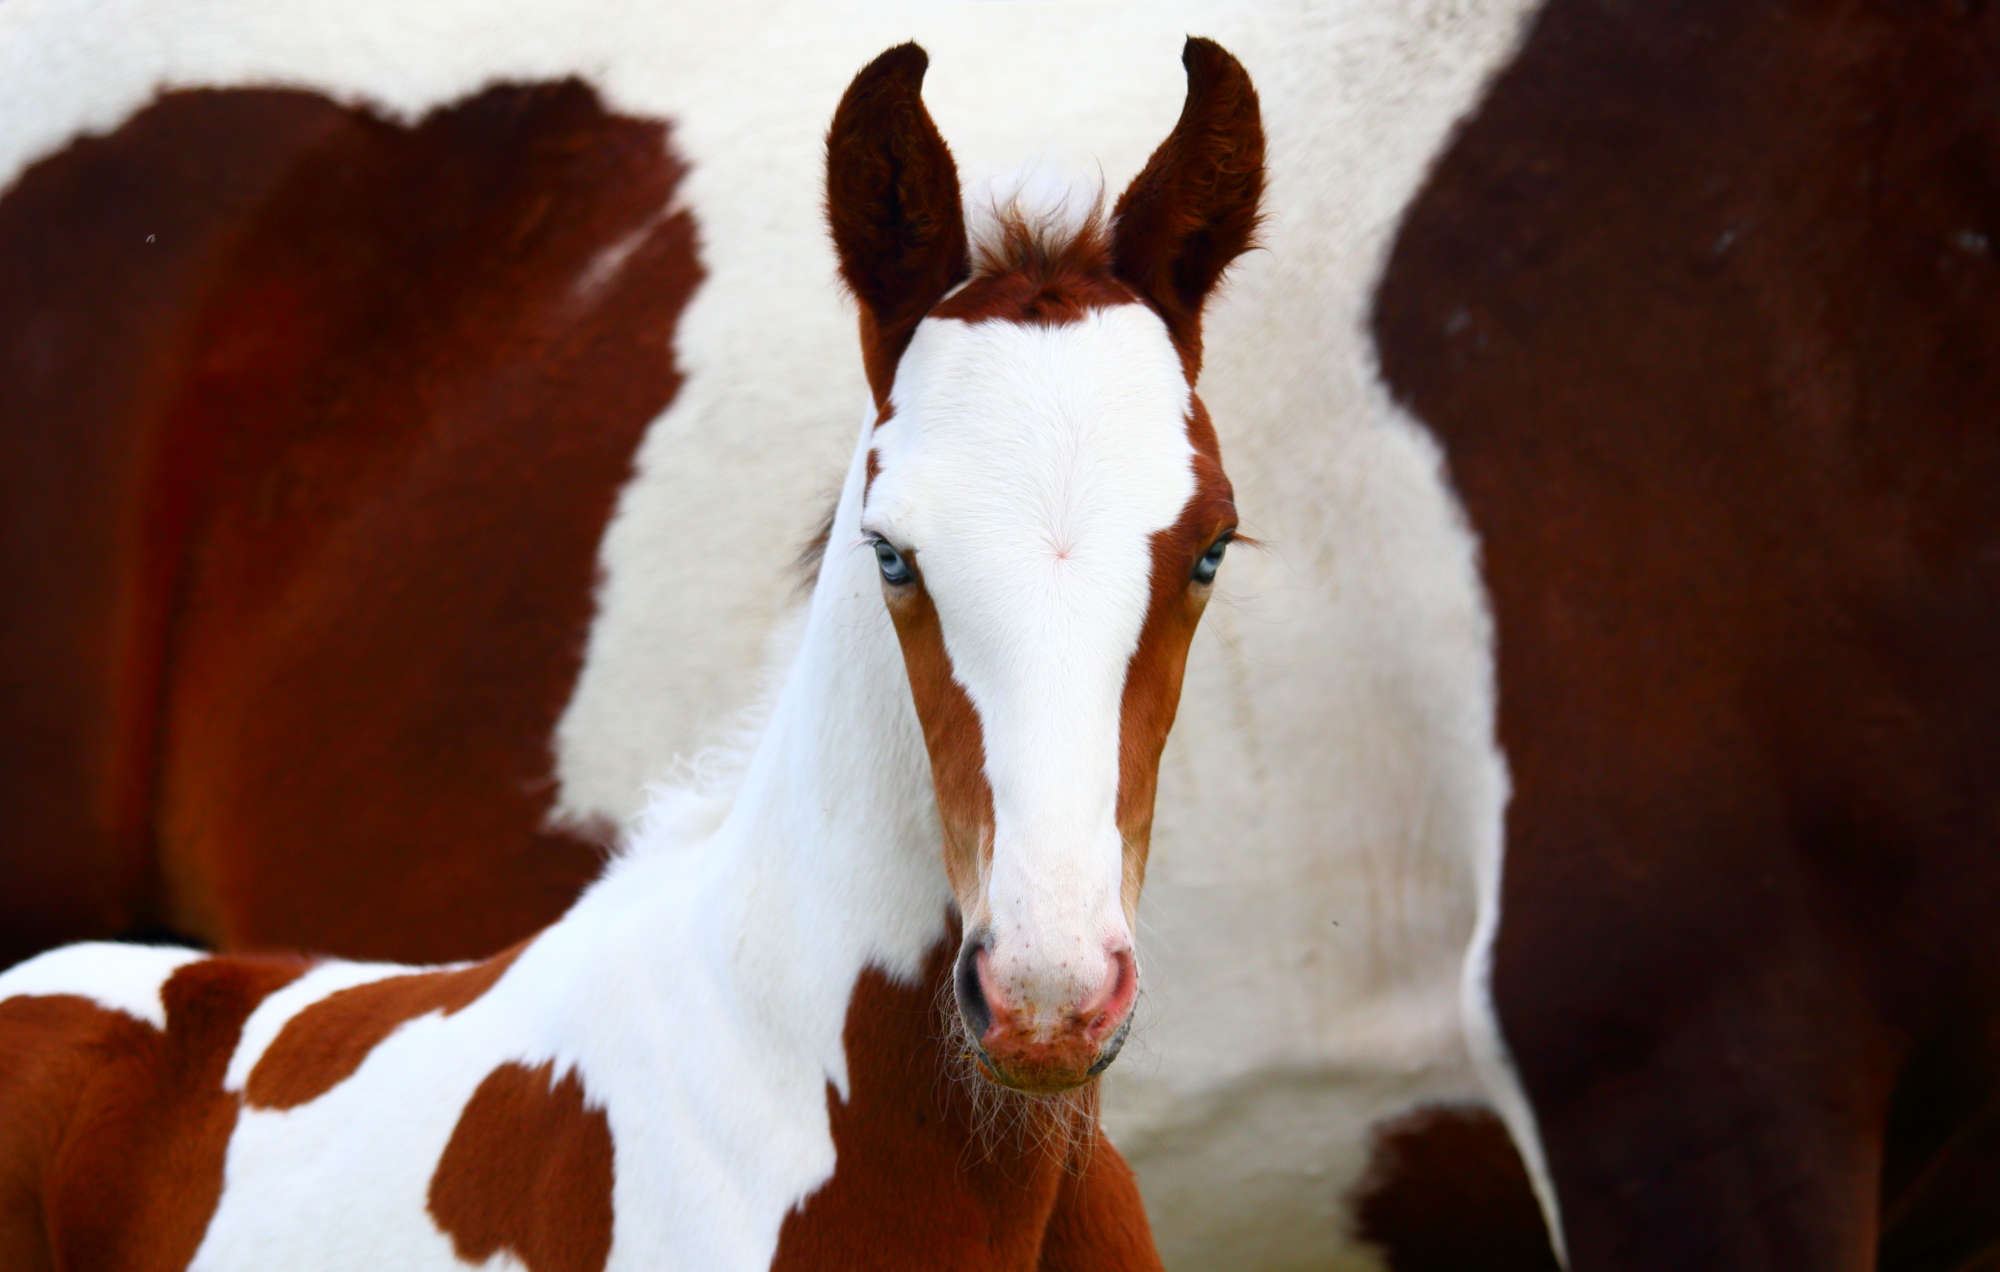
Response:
[954,935,991,1042]
[1078,947,1139,1038]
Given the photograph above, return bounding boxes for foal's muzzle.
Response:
[952,931,1138,1093]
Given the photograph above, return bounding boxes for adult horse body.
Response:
[0,2,1535,1266]
[0,42,1260,1269]
[1376,2,2000,1267]
[13,0,1996,1267]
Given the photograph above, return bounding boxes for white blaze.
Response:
[865,305,1195,1012]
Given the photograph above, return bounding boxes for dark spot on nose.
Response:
[954,931,991,1041]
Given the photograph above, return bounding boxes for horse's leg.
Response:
[1035,1131,1162,1272]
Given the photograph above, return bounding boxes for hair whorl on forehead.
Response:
[934,171,1135,327]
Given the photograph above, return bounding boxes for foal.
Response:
[0,38,1263,1271]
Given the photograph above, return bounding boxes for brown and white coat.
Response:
[0,38,1267,1272]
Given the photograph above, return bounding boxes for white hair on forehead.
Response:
[962,157,1107,271]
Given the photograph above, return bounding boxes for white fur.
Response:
[0,2,1557,1266]
[963,162,1105,268]
[867,306,1196,1014]
[0,942,202,1029]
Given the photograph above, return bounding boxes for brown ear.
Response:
[826,43,970,407]
[1110,37,1265,377]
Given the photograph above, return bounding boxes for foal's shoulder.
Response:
[0,941,206,1030]
[0,944,322,1086]
[0,946,315,1267]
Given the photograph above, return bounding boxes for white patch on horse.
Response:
[963,160,1105,263]
[568,210,670,306]
[0,942,202,1030]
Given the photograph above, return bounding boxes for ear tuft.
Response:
[826,43,971,405]
[1110,37,1265,376]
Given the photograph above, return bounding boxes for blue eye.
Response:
[1192,534,1230,585]
[873,539,914,587]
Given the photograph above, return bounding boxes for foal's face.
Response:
[826,37,1263,1091]
[864,305,1235,1091]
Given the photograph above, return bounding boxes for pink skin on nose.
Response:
[974,946,1139,1092]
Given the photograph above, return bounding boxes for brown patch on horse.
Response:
[0,90,354,967]
[0,79,701,970]
[1087,39,1262,913]
[825,44,971,409]
[1347,1104,1559,1272]
[428,1060,615,1272]
[244,941,527,1110]
[1114,399,1236,913]
[771,929,1161,1270]
[880,568,995,908]
[1374,0,2000,1265]
[0,957,306,1270]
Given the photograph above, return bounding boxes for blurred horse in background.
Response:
[2,0,1995,1268]
[0,43,1267,1268]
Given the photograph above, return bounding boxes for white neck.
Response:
[693,408,955,1004]
[538,408,950,1075]
[470,416,952,1267]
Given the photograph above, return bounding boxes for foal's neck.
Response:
[580,423,952,1045]
[543,420,1103,1262]
[719,421,953,972]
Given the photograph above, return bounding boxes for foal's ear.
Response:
[1111,37,1265,377]
[826,43,970,405]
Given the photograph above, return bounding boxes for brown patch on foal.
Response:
[244,941,526,1110]
[770,931,1160,1270]
[1108,38,1265,381]
[880,567,995,906]
[825,44,970,409]
[428,1060,615,1272]
[0,957,306,1271]
[932,212,1139,328]
[1114,399,1236,911]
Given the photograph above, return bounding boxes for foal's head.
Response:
[826,39,1263,1094]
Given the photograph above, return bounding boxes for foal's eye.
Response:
[873,539,914,587]
[1192,534,1231,586]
